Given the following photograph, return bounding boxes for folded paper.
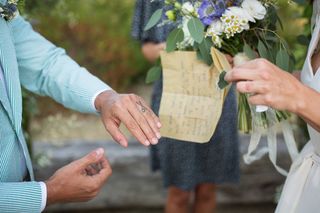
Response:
[159,48,231,143]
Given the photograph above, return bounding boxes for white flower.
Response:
[211,34,222,48]
[234,52,250,67]
[176,17,194,50]
[225,7,255,23]
[221,7,252,38]
[207,20,225,35]
[242,0,267,20]
[181,2,196,16]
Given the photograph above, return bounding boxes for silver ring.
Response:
[137,100,147,113]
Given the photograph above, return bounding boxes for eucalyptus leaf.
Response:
[187,17,204,43]
[166,28,184,52]
[218,71,229,89]
[146,66,162,83]
[243,43,256,60]
[276,49,290,72]
[144,9,163,31]
[198,37,213,65]
[276,13,284,31]
[258,40,270,60]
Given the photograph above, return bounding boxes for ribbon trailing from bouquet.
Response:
[243,106,299,176]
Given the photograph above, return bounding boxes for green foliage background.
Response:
[25,0,149,91]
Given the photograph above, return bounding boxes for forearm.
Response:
[11,15,111,114]
[294,84,320,132]
[0,182,43,213]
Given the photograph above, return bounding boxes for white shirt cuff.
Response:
[39,182,47,212]
[92,88,111,112]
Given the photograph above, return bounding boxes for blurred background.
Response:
[21,0,312,212]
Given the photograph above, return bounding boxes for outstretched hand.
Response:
[95,90,161,147]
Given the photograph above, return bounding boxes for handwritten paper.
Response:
[159,48,231,143]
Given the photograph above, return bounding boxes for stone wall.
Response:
[34,134,291,212]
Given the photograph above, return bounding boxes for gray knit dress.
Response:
[132,0,240,191]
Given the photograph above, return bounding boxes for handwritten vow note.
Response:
[159,48,231,143]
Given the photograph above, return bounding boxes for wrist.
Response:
[292,84,308,115]
[45,179,59,206]
[94,90,117,112]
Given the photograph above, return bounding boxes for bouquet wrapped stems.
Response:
[238,93,252,134]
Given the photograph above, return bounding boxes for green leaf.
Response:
[276,13,284,31]
[145,66,162,83]
[218,71,229,89]
[144,9,163,31]
[276,49,290,72]
[243,43,256,60]
[198,37,213,65]
[166,28,184,52]
[187,17,204,43]
[258,40,270,60]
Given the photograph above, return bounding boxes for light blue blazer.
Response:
[0,2,110,212]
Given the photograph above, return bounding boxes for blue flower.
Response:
[198,0,227,26]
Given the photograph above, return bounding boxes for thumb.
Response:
[76,148,105,169]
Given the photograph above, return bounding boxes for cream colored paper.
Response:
[159,48,231,143]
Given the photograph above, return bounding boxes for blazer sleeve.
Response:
[0,182,42,213]
[9,15,111,114]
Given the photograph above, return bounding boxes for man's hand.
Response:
[95,90,161,147]
[45,148,112,205]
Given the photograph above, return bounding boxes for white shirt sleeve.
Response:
[91,88,112,112]
[39,182,47,212]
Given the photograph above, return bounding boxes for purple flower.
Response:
[198,0,226,26]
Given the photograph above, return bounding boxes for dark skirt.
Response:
[150,76,240,191]
[131,0,240,191]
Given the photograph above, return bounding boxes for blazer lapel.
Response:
[0,18,34,179]
[0,18,23,133]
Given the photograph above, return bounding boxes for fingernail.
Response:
[118,139,128,147]
[145,140,150,146]
[156,133,161,139]
[157,122,162,128]
[95,148,104,156]
[151,138,158,145]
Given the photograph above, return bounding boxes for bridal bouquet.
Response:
[145,0,298,174]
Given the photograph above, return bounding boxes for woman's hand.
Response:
[224,58,306,113]
[142,42,166,63]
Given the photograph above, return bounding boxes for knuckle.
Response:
[89,182,100,194]
[112,102,123,112]
[257,58,267,66]
[260,70,270,80]
[127,122,138,132]
[264,95,273,105]
[128,93,136,99]
[230,70,240,80]
[107,167,113,176]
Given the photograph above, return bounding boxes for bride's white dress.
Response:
[276,2,320,212]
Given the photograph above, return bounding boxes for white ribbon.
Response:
[243,109,299,176]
